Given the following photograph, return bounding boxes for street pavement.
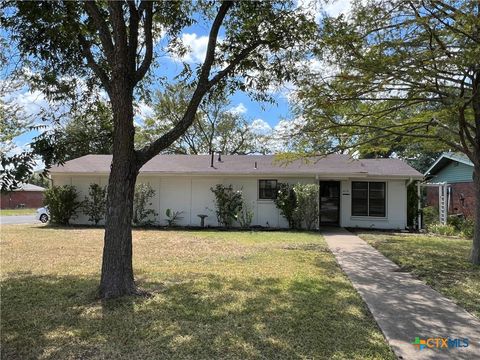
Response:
[0,215,37,225]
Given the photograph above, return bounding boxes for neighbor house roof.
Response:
[13,183,46,192]
[49,154,423,179]
[424,152,473,183]
[425,152,473,176]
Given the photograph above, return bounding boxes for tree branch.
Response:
[136,1,234,165]
[108,1,129,70]
[77,34,111,94]
[135,1,153,83]
[84,1,115,62]
[127,0,140,75]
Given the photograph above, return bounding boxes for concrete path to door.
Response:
[322,227,480,360]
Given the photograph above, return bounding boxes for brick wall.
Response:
[425,182,476,219]
[0,191,45,209]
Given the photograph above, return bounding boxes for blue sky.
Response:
[5,0,350,154]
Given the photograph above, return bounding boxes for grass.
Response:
[1,225,394,360]
[355,231,480,318]
[0,208,37,216]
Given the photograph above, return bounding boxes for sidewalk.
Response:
[322,228,480,360]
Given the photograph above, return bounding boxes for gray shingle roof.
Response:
[13,183,46,192]
[49,154,423,178]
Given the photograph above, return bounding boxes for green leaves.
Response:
[133,183,158,226]
[44,185,81,225]
[82,183,107,225]
[210,184,243,228]
[294,0,479,159]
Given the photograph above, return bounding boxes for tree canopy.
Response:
[293,0,479,159]
[136,84,259,155]
[1,0,319,297]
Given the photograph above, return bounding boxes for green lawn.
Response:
[0,225,394,359]
[356,231,480,318]
[0,208,37,216]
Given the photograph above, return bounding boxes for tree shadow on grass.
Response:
[1,272,394,360]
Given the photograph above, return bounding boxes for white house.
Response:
[49,154,423,229]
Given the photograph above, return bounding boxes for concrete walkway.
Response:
[322,228,480,360]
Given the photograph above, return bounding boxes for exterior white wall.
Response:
[51,174,408,229]
[339,179,407,230]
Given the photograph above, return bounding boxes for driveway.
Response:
[0,215,37,225]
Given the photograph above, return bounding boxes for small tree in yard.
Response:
[293,184,318,231]
[83,184,107,225]
[133,184,158,227]
[274,183,297,229]
[44,185,80,225]
[211,184,243,228]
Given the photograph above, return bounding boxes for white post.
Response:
[438,183,447,225]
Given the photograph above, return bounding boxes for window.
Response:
[259,179,277,199]
[352,182,386,217]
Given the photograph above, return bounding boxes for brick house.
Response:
[0,184,46,209]
[424,153,475,219]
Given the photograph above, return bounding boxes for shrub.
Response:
[82,183,107,225]
[422,206,438,229]
[165,208,183,227]
[447,214,465,230]
[407,183,419,228]
[237,200,254,229]
[429,224,457,237]
[211,184,243,227]
[274,183,298,229]
[293,184,319,230]
[461,219,475,239]
[44,185,81,225]
[133,183,158,226]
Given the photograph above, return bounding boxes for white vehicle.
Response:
[36,206,49,223]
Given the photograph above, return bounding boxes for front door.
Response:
[319,181,340,225]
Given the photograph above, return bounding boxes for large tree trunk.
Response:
[99,89,139,298]
[471,162,480,265]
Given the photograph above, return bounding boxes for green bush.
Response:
[211,184,243,227]
[447,214,464,230]
[293,184,319,231]
[237,200,254,229]
[44,185,81,225]
[274,183,297,229]
[461,219,475,239]
[407,183,419,227]
[429,224,457,237]
[82,183,107,225]
[165,208,183,227]
[422,206,439,229]
[133,183,158,226]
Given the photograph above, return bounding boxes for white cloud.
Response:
[324,0,353,17]
[250,118,272,135]
[227,103,247,115]
[174,33,209,63]
[138,101,154,119]
[9,90,48,117]
[296,0,354,21]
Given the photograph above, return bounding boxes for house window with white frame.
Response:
[351,181,386,217]
[259,179,277,200]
